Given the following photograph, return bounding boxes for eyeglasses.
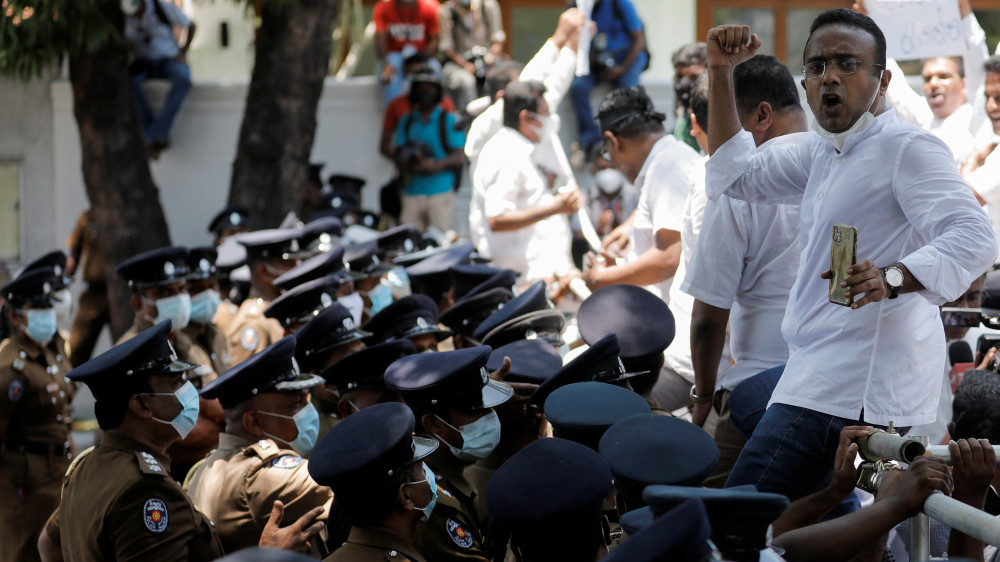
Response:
[801,58,883,80]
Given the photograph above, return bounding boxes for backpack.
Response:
[402,108,463,191]
[586,0,651,72]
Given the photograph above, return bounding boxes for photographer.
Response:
[394,68,467,233]
[438,0,506,113]
[569,0,647,154]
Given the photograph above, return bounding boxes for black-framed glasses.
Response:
[801,58,883,80]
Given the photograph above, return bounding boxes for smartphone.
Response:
[940,307,984,328]
[976,334,1000,371]
[829,223,858,307]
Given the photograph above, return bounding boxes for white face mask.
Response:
[811,70,884,152]
[529,112,559,142]
[594,169,624,196]
[338,292,364,326]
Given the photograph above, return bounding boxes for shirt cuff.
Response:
[900,246,975,305]
[705,130,756,201]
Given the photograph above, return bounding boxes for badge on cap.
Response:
[271,455,304,469]
[342,317,355,331]
[446,518,474,549]
[416,317,429,329]
[43,282,51,293]
[240,328,259,351]
[480,367,488,385]
[143,498,169,533]
[164,261,176,276]
[199,258,210,273]
[321,293,333,308]
[230,211,242,226]
[7,380,23,402]
[404,239,414,252]
[332,197,342,209]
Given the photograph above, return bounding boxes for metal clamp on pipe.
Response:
[925,444,1000,465]
[858,428,927,463]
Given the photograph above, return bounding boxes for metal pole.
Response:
[909,512,930,561]
[859,430,927,463]
[923,491,1000,546]
[925,444,1000,465]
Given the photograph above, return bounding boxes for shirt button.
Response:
[818,192,825,199]
[56,415,62,421]
[836,157,844,163]
[59,391,66,398]
[51,397,57,404]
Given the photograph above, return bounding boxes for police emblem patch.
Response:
[163,261,175,276]
[446,518,474,548]
[271,455,303,469]
[7,379,23,402]
[143,498,169,533]
[240,328,259,351]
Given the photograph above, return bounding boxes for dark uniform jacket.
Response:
[326,527,427,562]
[414,450,489,561]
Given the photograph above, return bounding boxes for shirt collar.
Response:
[827,107,897,155]
[634,134,678,190]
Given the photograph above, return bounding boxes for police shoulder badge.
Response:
[143,498,169,533]
[7,379,23,402]
[271,455,303,469]
[446,518,474,549]
[240,328,259,351]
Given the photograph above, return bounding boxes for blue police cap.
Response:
[405,241,474,297]
[294,303,372,372]
[264,275,342,329]
[309,402,437,491]
[215,237,247,273]
[186,246,218,281]
[642,485,790,556]
[473,281,549,341]
[327,174,366,193]
[462,268,519,299]
[376,225,425,258]
[322,189,361,215]
[343,241,392,280]
[438,287,514,337]
[16,250,70,289]
[237,229,304,261]
[532,334,646,404]
[201,336,325,409]
[208,205,248,235]
[604,499,714,562]
[67,320,198,390]
[449,264,504,300]
[487,438,612,534]
[578,285,675,359]
[599,414,719,508]
[392,245,450,268]
[298,216,344,253]
[320,339,414,393]
[479,309,567,349]
[486,339,562,384]
[273,247,347,292]
[544,382,650,450]
[115,246,189,290]
[362,294,451,344]
[385,346,513,410]
[2,267,59,307]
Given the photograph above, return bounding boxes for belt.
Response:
[1,439,71,458]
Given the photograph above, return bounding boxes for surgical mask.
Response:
[52,288,73,324]
[811,71,884,152]
[189,289,222,325]
[386,266,411,299]
[260,402,320,456]
[594,168,624,196]
[363,282,394,316]
[529,113,559,141]
[148,381,200,439]
[434,410,501,461]
[23,308,58,346]
[144,293,191,332]
[338,292,364,325]
[405,462,438,521]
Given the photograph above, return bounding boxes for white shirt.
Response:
[682,134,807,391]
[471,127,574,280]
[966,147,1000,261]
[628,135,703,301]
[125,0,191,61]
[706,110,997,426]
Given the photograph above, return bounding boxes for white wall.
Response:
[635,0,697,81]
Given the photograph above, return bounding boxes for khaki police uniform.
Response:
[182,322,232,382]
[0,330,74,562]
[415,450,489,561]
[66,211,109,367]
[213,300,240,336]
[225,297,285,365]
[59,432,224,561]
[184,434,334,553]
[326,527,427,562]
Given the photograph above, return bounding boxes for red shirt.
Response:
[383,93,456,133]
[373,0,441,54]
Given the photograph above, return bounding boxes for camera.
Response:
[394,142,435,171]
[589,33,617,76]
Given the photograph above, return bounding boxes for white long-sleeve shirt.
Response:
[706,110,996,426]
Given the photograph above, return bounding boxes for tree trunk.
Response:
[228,0,340,230]
[68,9,172,340]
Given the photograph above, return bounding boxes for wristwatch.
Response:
[881,266,904,299]
[689,385,713,405]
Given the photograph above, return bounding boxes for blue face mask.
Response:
[405,462,438,521]
[189,289,221,325]
[261,402,320,456]
[386,266,412,299]
[144,293,191,332]
[148,381,200,439]
[23,308,58,346]
[435,410,502,461]
[338,292,364,326]
[364,282,394,316]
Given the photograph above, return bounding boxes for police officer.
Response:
[0,268,74,562]
[54,321,324,560]
[228,229,303,365]
[308,402,439,562]
[319,339,413,421]
[65,209,109,367]
[116,246,222,479]
[184,246,233,378]
[264,275,343,334]
[404,242,475,313]
[362,295,452,353]
[385,347,514,561]
[342,241,394,323]
[186,336,334,554]
[209,205,249,246]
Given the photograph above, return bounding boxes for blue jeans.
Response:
[725,402,863,519]
[728,364,785,439]
[132,58,191,143]
[570,53,646,151]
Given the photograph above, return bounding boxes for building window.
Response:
[0,161,20,261]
